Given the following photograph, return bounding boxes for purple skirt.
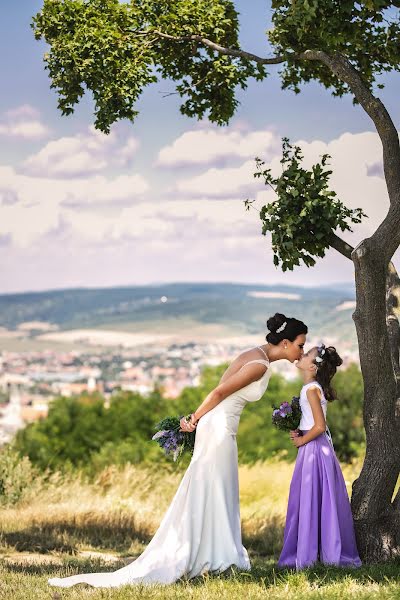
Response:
[278,431,362,569]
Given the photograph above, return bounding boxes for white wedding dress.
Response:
[49,352,271,588]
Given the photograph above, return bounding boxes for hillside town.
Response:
[0,333,359,444]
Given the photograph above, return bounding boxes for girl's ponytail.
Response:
[314,345,342,402]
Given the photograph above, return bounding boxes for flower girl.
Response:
[278,344,362,569]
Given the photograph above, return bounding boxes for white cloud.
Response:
[61,174,149,207]
[0,193,60,247]
[174,160,263,198]
[0,104,50,140]
[0,124,396,292]
[172,129,388,241]
[0,166,149,247]
[23,126,140,177]
[59,195,255,245]
[63,202,175,243]
[5,105,39,120]
[293,132,388,237]
[157,125,279,167]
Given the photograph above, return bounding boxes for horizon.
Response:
[0,279,356,298]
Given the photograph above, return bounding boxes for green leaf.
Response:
[250,137,366,272]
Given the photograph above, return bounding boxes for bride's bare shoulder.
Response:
[219,347,265,384]
[231,347,263,369]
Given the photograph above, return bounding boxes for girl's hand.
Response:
[289,429,300,440]
[292,435,304,448]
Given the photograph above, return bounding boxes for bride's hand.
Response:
[180,414,198,432]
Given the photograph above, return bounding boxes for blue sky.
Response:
[0,1,398,293]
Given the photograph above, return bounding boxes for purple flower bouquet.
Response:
[271,396,301,432]
[152,415,196,462]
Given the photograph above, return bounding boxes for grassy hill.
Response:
[0,282,357,346]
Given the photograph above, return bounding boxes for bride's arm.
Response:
[180,363,267,430]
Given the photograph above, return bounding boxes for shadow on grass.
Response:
[0,512,152,554]
[185,559,400,588]
[0,554,399,589]
[0,557,126,577]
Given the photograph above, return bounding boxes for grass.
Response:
[0,460,398,599]
[1,556,399,600]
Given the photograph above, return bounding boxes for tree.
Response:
[32,0,400,561]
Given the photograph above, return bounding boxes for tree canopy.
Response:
[270,0,400,95]
[33,0,263,132]
[33,1,400,132]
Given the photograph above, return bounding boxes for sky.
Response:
[0,0,399,294]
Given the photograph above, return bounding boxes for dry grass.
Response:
[0,459,365,557]
[0,458,398,599]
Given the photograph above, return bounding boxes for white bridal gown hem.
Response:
[48,357,270,589]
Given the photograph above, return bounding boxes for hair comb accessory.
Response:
[276,321,287,333]
[315,343,326,363]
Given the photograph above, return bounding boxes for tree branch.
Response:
[143,33,399,199]
[142,30,400,261]
[134,29,292,64]
[293,50,400,201]
[152,31,400,261]
[372,203,400,263]
[329,232,354,260]
[299,51,400,262]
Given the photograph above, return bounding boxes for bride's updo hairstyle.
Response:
[266,312,308,345]
[314,345,343,402]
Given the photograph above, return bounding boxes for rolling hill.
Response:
[0,282,357,347]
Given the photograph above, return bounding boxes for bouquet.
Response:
[152,415,196,462]
[271,396,301,432]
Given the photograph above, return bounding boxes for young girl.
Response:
[278,344,362,569]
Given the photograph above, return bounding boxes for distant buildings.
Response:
[0,337,360,443]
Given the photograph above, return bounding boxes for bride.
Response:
[49,313,307,588]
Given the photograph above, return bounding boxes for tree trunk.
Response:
[386,262,400,517]
[386,262,400,387]
[350,241,400,562]
[330,235,400,385]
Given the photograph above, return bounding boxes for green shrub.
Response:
[14,363,365,473]
[0,445,37,506]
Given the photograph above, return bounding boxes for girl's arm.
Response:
[180,362,267,431]
[292,387,326,447]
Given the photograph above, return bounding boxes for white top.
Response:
[299,381,327,430]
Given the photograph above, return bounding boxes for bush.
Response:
[14,363,365,472]
[0,445,37,506]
